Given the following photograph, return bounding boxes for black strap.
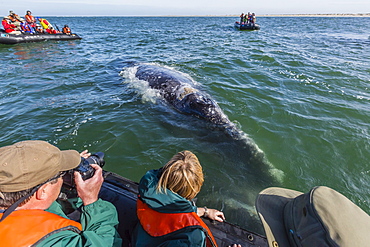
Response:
[0,185,40,222]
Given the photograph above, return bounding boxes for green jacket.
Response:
[132,169,206,247]
[38,198,122,247]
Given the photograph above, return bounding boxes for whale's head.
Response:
[179,92,230,126]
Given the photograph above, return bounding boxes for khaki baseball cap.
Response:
[256,186,370,247]
[0,140,81,193]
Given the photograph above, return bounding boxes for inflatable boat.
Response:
[0,29,82,45]
[234,22,260,31]
[63,171,268,247]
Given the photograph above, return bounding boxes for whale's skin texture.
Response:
[135,64,232,127]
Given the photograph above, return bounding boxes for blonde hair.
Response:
[157,151,204,200]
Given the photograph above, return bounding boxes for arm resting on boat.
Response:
[197,206,225,222]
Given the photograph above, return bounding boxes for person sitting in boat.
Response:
[62,25,72,35]
[0,140,122,247]
[256,186,370,247]
[251,13,256,26]
[8,11,24,28]
[248,12,253,24]
[239,13,244,24]
[243,12,250,24]
[20,21,34,34]
[25,10,37,28]
[132,150,236,247]
[2,16,21,34]
[34,23,43,33]
[47,26,62,34]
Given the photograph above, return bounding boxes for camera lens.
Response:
[85,152,105,167]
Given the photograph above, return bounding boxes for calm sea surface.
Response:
[1,17,369,233]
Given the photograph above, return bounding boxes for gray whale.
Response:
[122,63,283,183]
[135,64,241,137]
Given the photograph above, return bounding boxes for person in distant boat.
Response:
[0,140,122,247]
[38,18,53,33]
[240,13,244,24]
[7,10,23,28]
[2,16,22,34]
[47,26,61,34]
[25,10,37,28]
[248,12,253,24]
[132,150,231,247]
[34,24,43,33]
[243,13,248,24]
[20,20,34,33]
[252,13,256,26]
[62,25,72,35]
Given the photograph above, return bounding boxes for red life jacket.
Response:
[0,209,82,247]
[2,19,16,33]
[137,199,218,247]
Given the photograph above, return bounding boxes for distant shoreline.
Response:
[259,13,370,17]
[46,13,370,18]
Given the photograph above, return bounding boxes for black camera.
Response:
[76,152,105,180]
[63,152,105,187]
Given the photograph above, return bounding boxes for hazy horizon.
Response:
[2,0,369,17]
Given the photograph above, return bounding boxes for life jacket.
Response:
[63,26,71,34]
[9,15,21,23]
[47,28,59,34]
[35,25,43,33]
[39,18,50,30]
[0,209,82,247]
[137,198,218,247]
[25,14,36,24]
[2,19,16,33]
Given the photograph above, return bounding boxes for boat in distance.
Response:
[234,22,261,30]
[0,29,82,45]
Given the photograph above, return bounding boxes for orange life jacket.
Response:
[63,26,71,34]
[137,199,218,247]
[9,15,21,23]
[25,14,36,24]
[0,209,82,247]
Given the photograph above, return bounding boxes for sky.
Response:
[1,0,369,16]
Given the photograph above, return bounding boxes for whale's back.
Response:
[135,64,233,127]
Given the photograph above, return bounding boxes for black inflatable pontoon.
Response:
[234,22,260,31]
[94,172,268,247]
[0,29,82,45]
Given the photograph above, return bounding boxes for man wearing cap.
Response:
[256,186,370,247]
[0,140,122,247]
[8,10,23,28]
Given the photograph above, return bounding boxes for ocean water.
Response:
[1,16,369,233]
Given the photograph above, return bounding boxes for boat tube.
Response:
[234,22,260,31]
[63,171,268,247]
[0,29,82,45]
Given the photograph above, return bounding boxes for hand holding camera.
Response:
[62,152,106,206]
[74,163,104,206]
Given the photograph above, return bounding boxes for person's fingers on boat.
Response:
[228,244,242,247]
[208,208,225,222]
